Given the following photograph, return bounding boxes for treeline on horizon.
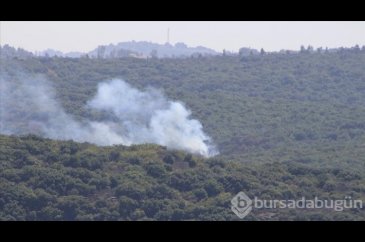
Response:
[1,43,364,59]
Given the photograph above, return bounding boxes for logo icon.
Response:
[231,192,252,219]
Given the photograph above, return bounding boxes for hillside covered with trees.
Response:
[0,134,364,220]
[1,47,365,220]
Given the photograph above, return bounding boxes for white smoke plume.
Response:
[0,74,218,157]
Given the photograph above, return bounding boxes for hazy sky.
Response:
[1,21,365,53]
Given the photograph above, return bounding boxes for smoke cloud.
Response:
[0,73,217,157]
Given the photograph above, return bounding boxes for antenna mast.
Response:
[167,28,170,44]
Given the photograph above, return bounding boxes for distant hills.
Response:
[88,41,218,58]
[12,41,219,59]
[1,42,364,59]
[34,49,84,58]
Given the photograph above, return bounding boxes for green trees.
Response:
[145,162,167,179]
[203,179,223,197]
[3,48,365,167]
[1,47,365,220]
[0,134,364,220]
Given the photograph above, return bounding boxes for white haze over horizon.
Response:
[0,74,218,157]
[1,21,365,53]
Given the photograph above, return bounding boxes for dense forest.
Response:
[1,134,364,220]
[1,47,365,220]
